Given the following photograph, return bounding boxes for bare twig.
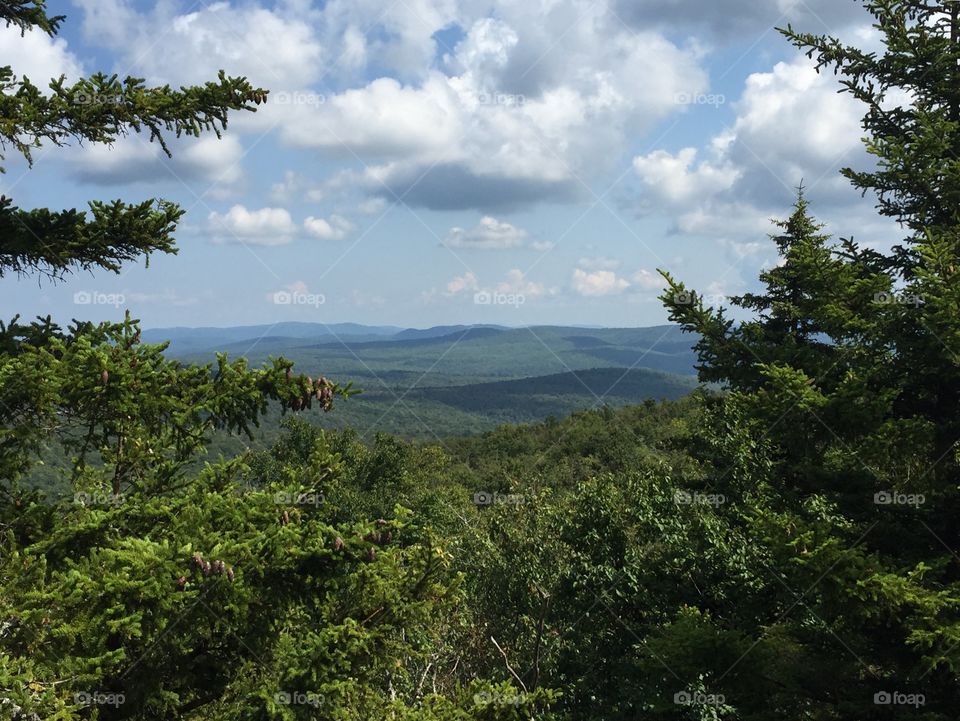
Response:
[491,635,527,692]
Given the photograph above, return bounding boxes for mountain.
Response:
[141,322,401,354]
[390,324,508,340]
[136,322,703,438]
[155,323,699,381]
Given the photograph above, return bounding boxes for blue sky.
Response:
[2,0,902,329]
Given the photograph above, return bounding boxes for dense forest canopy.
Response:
[3,0,960,719]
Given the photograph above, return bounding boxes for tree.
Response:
[0,4,542,719]
[656,2,960,718]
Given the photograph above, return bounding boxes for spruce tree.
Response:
[0,4,539,719]
[657,2,960,718]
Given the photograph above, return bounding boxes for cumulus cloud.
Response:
[0,23,84,85]
[304,214,354,240]
[270,171,326,204]
[446,271,479,294]
[631,269,666,291]
[571,268,631,297]
[444,216,529,249]
[493,269,550,299]
[441,269,553,301]
[208,205,297,245]
[71,134,245,192]
[74,0,323,88]
[632,55,877,239]
[254,2,709,211]
[632,147,740,206]
[68,0,714,213]
[568,262,664,296]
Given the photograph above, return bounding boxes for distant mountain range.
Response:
[143,322,703,437]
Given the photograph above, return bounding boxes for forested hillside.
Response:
[4,1,960,720]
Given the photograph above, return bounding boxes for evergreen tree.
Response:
[658,2,960,718]
[0,4,542,719]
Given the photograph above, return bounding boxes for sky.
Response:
[1,0,904,330]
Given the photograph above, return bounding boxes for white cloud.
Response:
[271,75,463,159]
[270,171,326,204]
[444,216,529,249]
[208,205,297,245]
[632,147,740,206]
[446,271,479,294]
[572,268,630,297]
[68,0,713,213]
[632,55,879,241]
[304,214,354,240]
[271,171,302,203]
[256,3,709,211]
[75,1,324,89]
[0,24,84,85]
[71,134,245,192]
[494,269,549,299]
[631,269,665,291]
[442,269,552,300]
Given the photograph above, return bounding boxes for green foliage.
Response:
[0,1,266,280]
[0,5,535,720]
[649,3,960,718]
[8,1,960,720]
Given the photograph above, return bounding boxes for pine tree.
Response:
[0,5,538,719]
[656,2,960,718]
